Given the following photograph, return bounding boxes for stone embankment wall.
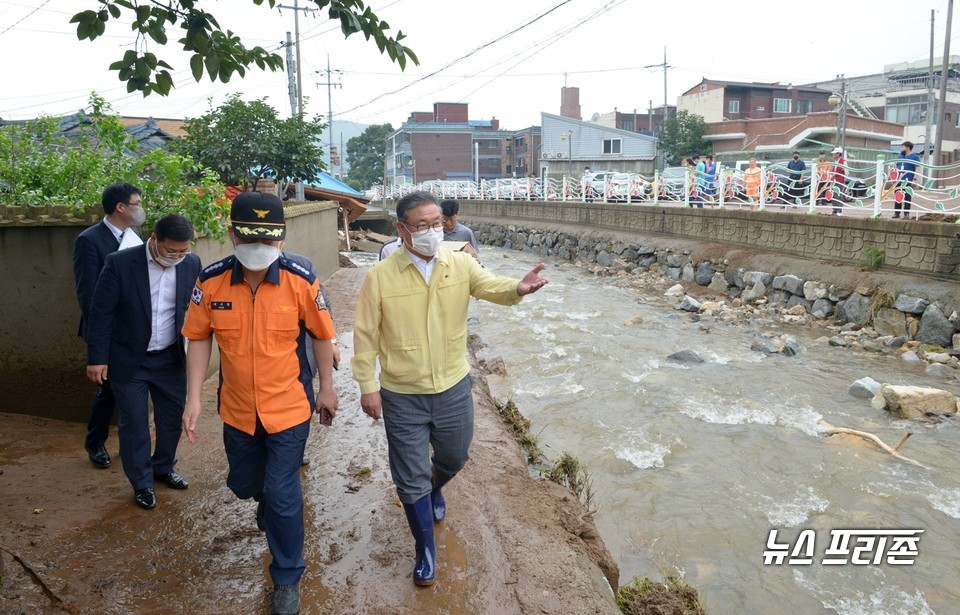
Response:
[0,202,339,421]
[469,220,960,351]
[457,200,960,280]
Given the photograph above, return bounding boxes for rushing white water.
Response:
[470,247,960,615]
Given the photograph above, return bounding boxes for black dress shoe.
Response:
[134,488,157,509]
[86,445,111,468]
[154,472,189,490]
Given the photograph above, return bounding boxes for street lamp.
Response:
[828,75,847,153]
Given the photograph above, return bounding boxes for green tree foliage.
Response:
[71,1,418,96]
[175,94,326,193]
[0,94,229,238]
[658,110,712,166]
[345,123,393,190]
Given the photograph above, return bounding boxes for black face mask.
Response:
[901,150,907,155]
[793,156,799,160]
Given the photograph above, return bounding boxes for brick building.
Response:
[678,79,833,123]
[704,112,903,161]
[594,106,677,135]
[387,102,539,184]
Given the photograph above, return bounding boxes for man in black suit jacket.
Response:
[86,214,201,509]
[73,182,146,469]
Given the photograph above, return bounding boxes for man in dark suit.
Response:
[86,214,201,509]
[73,182,146,469]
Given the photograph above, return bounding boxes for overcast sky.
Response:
[1,0,957,132]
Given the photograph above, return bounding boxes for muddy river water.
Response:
[467,247,960,615]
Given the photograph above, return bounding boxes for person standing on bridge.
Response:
[893,140,921,219]
[352,190,548,587]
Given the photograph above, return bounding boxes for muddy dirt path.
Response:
[0,267,618,615]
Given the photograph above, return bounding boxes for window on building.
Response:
[728,100,740,114]
[956,113,959,127]
[797,100,813,114]
[621,120,635,132]
[506,165,512,174]
[885,95,932,126]
[774,98,792,113]
[603,138,622,154]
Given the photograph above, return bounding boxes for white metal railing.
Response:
[369,159,960,221]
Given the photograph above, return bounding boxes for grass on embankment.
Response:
[494,397,706,614]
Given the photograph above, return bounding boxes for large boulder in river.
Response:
[849,377,881,399]
[744,281,767,303]
[677,296,701,312]
[772,274,805,296]
[893,294,929,315]
[695,261,715,286]
[870,384,960,419]
[917,304,955,348]
[667,350,704,364]
[725,266,746,289]
[874,308,907,338]
[744,271,774,288]
[838,292,872,326]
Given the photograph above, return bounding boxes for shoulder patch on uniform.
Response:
[191,284,203,305]
[279,256,316,283]
[199,256,234,282]
[315,288,327,311]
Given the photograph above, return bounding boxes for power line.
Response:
[0,0,52,37]
[338,0,575,117]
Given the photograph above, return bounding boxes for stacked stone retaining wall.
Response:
[470,220,960,351]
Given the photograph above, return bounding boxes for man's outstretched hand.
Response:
[517,263,549,296]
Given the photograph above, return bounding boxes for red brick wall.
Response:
[434,103,468,123]
[411,132,473,180]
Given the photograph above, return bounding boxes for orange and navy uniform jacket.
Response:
[182,255,336,436]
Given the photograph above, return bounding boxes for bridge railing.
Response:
[370,158,960,220]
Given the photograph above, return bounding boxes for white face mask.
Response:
[409,226,444,257]
[235,242,281,271]
[150,238,187,268]
[129,205,146,226]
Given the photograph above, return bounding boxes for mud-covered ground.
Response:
[0,267,618,615]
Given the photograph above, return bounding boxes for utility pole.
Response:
[644,47,670,132]
[277,0,316,117]
[934,0,955,172]
[316,56,343,173]
[925,9,935,164]
[285,32,297,117]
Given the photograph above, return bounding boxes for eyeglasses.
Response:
[123,201,142,208]
[401,221,443,236]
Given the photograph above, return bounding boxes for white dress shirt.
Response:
[145,241,178,351]
[406,248,437,284]
[103,217,124,242]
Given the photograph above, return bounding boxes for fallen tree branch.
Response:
[0,544,76,613]
[819,422,930,469]
[893,432,913,452]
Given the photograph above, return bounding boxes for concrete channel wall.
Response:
[0,201,339,421]
[456,200,960,281]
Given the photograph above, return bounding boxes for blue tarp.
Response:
[307,172,365,197]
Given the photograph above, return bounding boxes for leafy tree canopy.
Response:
[658,110,712,166]
[175,93,326,191]
[71,0,418,96]
[346,123,393,191]
[0,94,229,238]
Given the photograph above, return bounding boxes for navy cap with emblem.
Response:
[231,191,286,240]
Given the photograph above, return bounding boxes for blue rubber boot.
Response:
[431,468,454,523]
[402,494,436,586]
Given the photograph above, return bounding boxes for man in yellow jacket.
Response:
[352,191,548,587]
